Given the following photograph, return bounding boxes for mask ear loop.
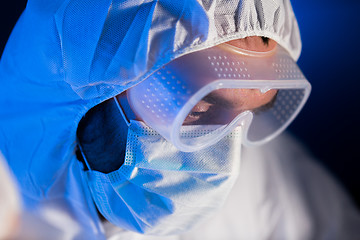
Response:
[77,142,93,171]
[113,97,131,127]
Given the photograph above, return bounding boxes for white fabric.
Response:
[84,121,242,235]
[104,133,360,240]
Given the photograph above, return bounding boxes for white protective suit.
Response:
[0,0,359,239]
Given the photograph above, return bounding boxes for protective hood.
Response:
[0,0,302,238]
[55,0,301,100]
[2,0,301,101]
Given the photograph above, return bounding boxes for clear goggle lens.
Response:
[126,43,311,152]
[175,87,307,150]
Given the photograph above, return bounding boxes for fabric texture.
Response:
[84,121,242,235]
[103,133,360,240]
[1,0,359,239]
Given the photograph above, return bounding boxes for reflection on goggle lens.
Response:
[183,88,278,125]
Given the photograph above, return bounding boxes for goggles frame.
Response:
[125,44,311,152]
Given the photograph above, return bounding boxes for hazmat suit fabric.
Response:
[84,120,242,235]
[101,133,360,240]
[0,0,359,239]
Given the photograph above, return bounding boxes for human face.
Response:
[120,35,310,151]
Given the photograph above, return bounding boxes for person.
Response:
[0,0,359,239]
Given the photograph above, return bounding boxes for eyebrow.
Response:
[261,37,270,46]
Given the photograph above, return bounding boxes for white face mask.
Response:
[82,119,242,235]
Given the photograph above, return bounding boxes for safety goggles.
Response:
[125,43,311,152]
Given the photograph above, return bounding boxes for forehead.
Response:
[225,36,277,52]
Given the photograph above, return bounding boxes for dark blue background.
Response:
[1,1,359,207]
[291,0,360,207]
